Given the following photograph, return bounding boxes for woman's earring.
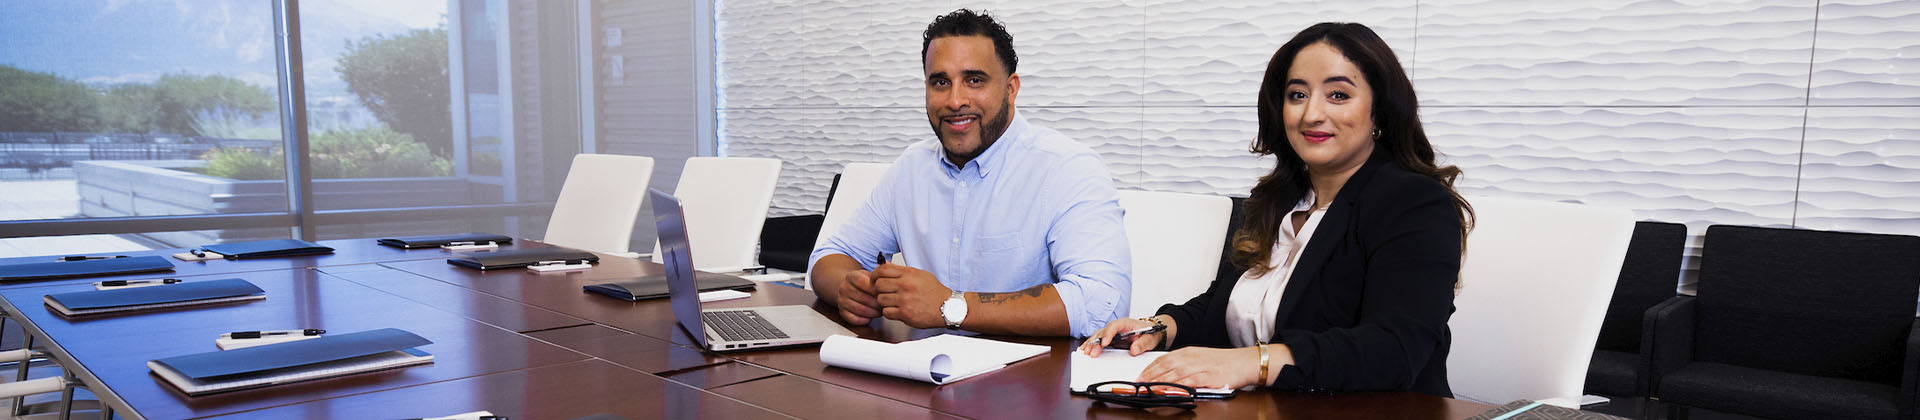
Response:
[1371,128,1381,139]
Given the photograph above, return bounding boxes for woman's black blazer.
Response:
[1157,155,1462,398]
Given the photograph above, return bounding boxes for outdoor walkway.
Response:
[0,177,153,258]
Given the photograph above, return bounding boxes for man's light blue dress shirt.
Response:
[809,112,1132,338]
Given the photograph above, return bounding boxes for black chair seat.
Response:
[1584,349,1638,396]
[1661,361,1898,420]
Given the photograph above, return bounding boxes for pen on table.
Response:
[446,241,494,247]
[189,248,207,258]
[228,329,325,339]
[58,255,126,262]
[97,279,181,287]
[530,259,590,266]
[1111,324,1167,342]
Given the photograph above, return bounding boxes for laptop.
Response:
[651,188,854,351]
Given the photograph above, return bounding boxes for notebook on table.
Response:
[148,328,435,397]
[199,239,334,260]
[447,248,599,270]
[377,233,515,249]
[43,278,265,317]
[584,271,755,301]
[0,256,175,282]
[651,188,853,352]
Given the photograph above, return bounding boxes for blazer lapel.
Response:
[1267,157,1387,340]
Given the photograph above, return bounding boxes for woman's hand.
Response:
[1137,346,1262,390]
[1078,317,1162,357]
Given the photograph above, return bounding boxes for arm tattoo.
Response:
[976,284,1050,304]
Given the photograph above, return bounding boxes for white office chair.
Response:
[543,154,655,256]
[804,162,892,289]
[1116,190,1233,318]
[651,157,782,272]
[1447,196,1635,408]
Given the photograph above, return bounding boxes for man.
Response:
[808,9,1130,338]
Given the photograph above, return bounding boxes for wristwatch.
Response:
[941,290,967,329]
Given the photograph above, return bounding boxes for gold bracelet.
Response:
[1257,344,1271,387]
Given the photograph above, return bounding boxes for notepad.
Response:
[820,334,1047,384]
[199,239,334,260]
[377,233,514,249]
[43,278,264,317]
[0,256,175,282]
[149,328,434,397]
[1068,350,1234,396]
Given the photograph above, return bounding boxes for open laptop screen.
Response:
[649,188,709,350]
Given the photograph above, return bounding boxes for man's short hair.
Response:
[920,9,1018,76]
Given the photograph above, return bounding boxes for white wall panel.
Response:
[1414,0,1816,106]
[1144,0,1416,106]
[1797,107,1920,234]
[1140,107,1270,196]
[1808,0,1920,105]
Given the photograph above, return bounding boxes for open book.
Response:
[820,334,1047,384]
[1069,349,1235,396]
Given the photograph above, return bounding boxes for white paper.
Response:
[820,334,1047,384]
[1069,349,1234,395]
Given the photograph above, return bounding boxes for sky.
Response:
[0,0,443,92]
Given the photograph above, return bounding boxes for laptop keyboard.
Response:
[703,310,791,342]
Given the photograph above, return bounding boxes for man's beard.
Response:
[935,98,1013,165]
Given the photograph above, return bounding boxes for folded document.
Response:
[821,334,1046,385]
[44,278,264,317]
[149,328,434,397]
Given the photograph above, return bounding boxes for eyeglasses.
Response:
[1084,381,1197,410]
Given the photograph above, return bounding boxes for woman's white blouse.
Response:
[1226,191,1326,348]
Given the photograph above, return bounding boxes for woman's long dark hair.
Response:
[1234,22,1474,277]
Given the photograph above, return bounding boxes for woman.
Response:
[1080,22,1472,398]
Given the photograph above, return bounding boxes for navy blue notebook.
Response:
[448,248,599,270]
[0,256,175,282]
[148,328,434,396]
[200,239,334,260]
[377,233,514,249]
[43,278,264,316]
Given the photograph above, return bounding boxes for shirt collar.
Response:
[939,111,1026,178]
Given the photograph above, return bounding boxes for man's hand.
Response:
[871,263,954,329]
[836,269,882,324]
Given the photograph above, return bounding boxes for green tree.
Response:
[337,28,451,157]
[97,74,274,137]
[0,65,101,132]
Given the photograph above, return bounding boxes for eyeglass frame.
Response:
[1083,380,1198,410]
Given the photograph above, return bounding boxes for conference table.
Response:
[0,239,1499,419]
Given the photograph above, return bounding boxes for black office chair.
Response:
[1584,221,1686,398]
[1647,225,1920,420]
[1211,196,1248,286]
[756,173,837,273]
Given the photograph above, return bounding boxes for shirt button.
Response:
[952,237,960,244]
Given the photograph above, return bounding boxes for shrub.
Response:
[199,126,453,180]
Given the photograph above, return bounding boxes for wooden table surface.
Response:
[0,239,1500,419]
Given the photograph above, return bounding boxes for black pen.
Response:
[58,255,126,262]
[97,279,181,287]
[1112,324,1167,341]
[189,248,207,258]
[876,252,887,267]
[228,329,325,339]
[446,241,495,247]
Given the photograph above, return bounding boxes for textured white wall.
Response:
[715,0,1920,280]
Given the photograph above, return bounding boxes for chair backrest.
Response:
[1694,225,1920,385]
[1449,196,1635,405]
[544,154,654,254]
[649,157,782,271]
[1594,221,1687,353]
[814,162,893,249]
[1116,190,1233,318]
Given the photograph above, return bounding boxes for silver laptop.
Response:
[651,188,854,352]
